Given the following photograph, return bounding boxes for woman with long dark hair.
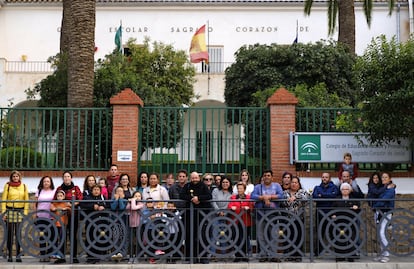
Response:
[372,172,396,263]
[53,171,83,264]
[35,176,56,262]
[136,171,149,194]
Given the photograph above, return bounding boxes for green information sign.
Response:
[297,135,321,161]
[293,132,411,163]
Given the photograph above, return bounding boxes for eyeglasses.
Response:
[204,178,212,181]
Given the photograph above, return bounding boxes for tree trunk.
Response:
[67,0,95,108]
[338,0,355,54]
[61,0,96,168]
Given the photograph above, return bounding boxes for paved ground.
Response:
[1,255,413,269]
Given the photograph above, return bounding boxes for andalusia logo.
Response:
[298,135,321,161]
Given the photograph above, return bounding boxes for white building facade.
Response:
[0,0,412,108]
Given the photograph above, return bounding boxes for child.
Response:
[338,152,359,181]
[141,198,164,264]
[99,177,109,200]
[110,186,128,262]
[50,190,71,263]
[82,184,108,264]
[126,191,145,263]
[164,202,181,264]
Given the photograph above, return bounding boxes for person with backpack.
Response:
[1,170,29,262]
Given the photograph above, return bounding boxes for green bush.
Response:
[0,147,42,169]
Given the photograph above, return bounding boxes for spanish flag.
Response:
[189,25,209,63]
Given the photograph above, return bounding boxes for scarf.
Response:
[8,181,22,187]
[237,194,246,199]
[60,182,75,191]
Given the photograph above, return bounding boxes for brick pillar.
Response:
[267,88,298,183]
[110,88,144,187]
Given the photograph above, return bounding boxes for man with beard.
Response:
[168,169,188,209]
[180,171,212,264]
[312,172,340,256]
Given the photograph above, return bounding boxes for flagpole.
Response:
[296,19,298,41]
[207,20,210,95]
[292,19,299,44]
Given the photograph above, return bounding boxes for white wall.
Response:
[301,177,412,195]
[0,3,411,112]
[0,4,408,61]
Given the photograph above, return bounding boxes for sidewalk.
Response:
[1,255,413,269]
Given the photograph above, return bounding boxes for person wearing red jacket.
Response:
[53,171,83,264]
[228,182,254,262]
[107,164,120,196]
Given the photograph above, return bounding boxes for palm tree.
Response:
[304,0,395,54]
[66,0,95,108]
[60,0,96,167]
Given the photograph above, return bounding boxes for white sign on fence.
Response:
[292,132,412,163]
[117,150,133,162]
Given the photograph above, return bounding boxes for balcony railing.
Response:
[5,61,55,73]
[4,60,233,74]
[192,62,233,74]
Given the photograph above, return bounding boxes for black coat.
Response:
[179,181,212,209]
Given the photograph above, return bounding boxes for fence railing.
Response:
[0,107,112,170]
[296,107,357,132]
[1,198,413,263]
[1,105,410,173]
[4,60,233,75]
[138,106,269,182]
[5,61,55,73]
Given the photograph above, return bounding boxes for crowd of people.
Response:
[0,153,397,264]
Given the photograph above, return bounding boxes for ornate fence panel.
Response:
[1,198,413,264]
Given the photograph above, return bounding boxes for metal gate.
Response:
[137,106,269,182]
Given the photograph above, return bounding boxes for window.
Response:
[202,46,224,74]
[196,130,223,163]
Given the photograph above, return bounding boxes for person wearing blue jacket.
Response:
[367,172,384,208]
[312,172,340,208]
[372,172,396,263]
[312,172,339,256]
[110,186,128,261]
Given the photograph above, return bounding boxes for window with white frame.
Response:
[202,46,224,74]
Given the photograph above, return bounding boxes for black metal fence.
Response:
[1,198,413,264]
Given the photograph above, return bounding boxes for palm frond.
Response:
[388,0,396,16]
[304,0,314,15]
[327,0,339,35]
[363,0,373,26]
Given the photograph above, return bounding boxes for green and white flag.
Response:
[114,23,122,53]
